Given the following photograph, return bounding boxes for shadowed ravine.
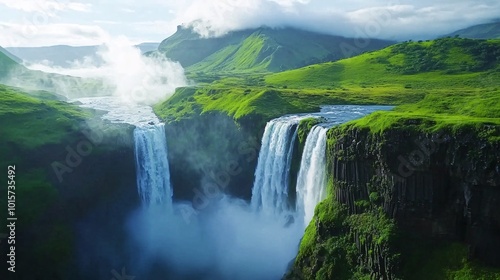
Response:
[72,98,392,279]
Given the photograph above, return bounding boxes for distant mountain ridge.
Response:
[0,47,23,78]
[0,47,22,64]
[446,21,500,39]
[158,26,395,73]
[266,37,500,89]
[6,43,160,67]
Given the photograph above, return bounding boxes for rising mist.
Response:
[8,36,187,104]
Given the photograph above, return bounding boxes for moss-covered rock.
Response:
[0,85,138,280]
[287,120,500,279]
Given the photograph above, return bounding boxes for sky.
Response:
[0,0,499,47]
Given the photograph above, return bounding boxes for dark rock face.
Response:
[0,122,138,280]
[328,126,500,267]
[164,112,262,202]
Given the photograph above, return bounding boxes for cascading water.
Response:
[295,125,329,227]
[251,116,304,217]
[75,97,395,279]
[133,123,173,210]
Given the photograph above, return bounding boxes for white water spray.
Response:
[251,116,304,218]
[295,125,329,227]
[134,124,173,210]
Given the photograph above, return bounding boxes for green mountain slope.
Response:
[264,37,500,141]
[447,21,500,39]
[0,47,23,78]
[0,47,108,99]
[0,46,22,64]
[266,38,500,89]
[158,26,394,73]
[156,38,500,132]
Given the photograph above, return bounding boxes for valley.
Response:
[0,15,499,280]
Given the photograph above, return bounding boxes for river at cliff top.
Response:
[286,104,394,125]
[71,98,394,279]
[73,97,393,128]
[74,96,161,127]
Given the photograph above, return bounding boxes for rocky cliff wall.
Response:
[287,124,500,279]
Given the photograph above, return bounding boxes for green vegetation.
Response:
[399,238,500,280]
[388,38,500,74]
[447,21,500,39]
[0,84,111,278]
[0,48,22,78]
[158,26,393,73]
[266,38,500,89]
[345,90,500,143]
[155,86,331,124]
[157,38,500,148]
[262,38,500,143]
[291,195,500,279]
[0,84,87,226]
[290,197,398,279]
[298,117,323,144]
[0,84,88,150]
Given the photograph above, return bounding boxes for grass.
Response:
[189,32,272,73]
[159,26,393,74]
[0,84,88,150]
[345,89,500,142]
[293,196,500,279]
[261,38,500,142]
[157,39,500,149]
[266,39,500,89]
[0,48,22,78]
[447,21,500,39]
[0,85,90,238]
[156,37,500,280]
[399,237,500,280]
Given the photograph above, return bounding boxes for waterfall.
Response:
[296,125,328,227]
[133,123,173,210]
[250,117,302,217]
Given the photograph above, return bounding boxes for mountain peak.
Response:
[446,21,500,39]
[159,27,394,73]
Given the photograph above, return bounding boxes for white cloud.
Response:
[121,8,135,13]
[24,35,187,104]
[0,0,91,13]
[0,23,107,47]
[1,0,500,46]
[171,0,500,40]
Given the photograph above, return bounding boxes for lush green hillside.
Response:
[0,84,139,279]
[0,84,87,150]
[263,37,500,137]
[447,21,500,39]
[268,38,500,280]
[158,26,394,73]
[266,38,500,87]
[0,52,108,99]
[156,38,500,128]
[0,46,22,64]
[0,84,86,260]
[0,47,23,78]
[6,45,100,67]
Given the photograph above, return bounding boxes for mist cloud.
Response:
[25,35,187,104]
[127,196,303,280]
[173,0,500,40]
